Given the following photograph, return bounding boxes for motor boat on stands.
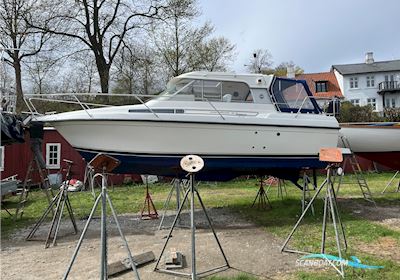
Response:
[339,122,400,170]
[31,72,340,181]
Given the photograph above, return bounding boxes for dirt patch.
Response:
[378,218,400,231]
[338,198,400,232]
[1,208,308,280]
[357,236,400,263]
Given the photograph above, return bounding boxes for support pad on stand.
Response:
[154,155,230,280]
[63,154,140,280]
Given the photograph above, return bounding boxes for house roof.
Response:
[296,72,343,99]
[332,59,400,75]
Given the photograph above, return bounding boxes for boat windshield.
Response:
[271,78,321,114]
[157,78,253,103]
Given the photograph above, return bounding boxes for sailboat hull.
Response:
[340,123,400,169]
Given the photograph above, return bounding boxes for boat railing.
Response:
[23,92,339,121]
[23,93,162,119]
[23,92,255,120]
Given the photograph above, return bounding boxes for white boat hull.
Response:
[55,120,338,156]
[44,118,339,180]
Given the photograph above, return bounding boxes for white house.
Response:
[332,52,400,113]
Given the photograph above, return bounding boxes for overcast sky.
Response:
[198,0,400,73]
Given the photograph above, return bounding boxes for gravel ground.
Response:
[1,208,302,280]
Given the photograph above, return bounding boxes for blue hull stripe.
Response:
[78,149,326,181]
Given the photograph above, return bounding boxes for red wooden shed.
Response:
[0,127,141,185]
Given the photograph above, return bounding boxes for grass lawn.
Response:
[1,171,399,279]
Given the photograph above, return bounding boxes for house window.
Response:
[0,146,4,171]
[46,143,61,169]
[366,76,375,87]
[385,74,394,82]
[350,99,360,106]
[349,77,358,89]
[386,98,396,108]
[315,81,328,92]
[367,98,377,110]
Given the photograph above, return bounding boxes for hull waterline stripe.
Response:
[75,148,320,159]
[45,118,340,130]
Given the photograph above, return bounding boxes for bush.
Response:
[337,101,383,123]
[384,108,400,122]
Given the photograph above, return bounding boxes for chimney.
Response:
[287,66,295,78]
[365,52,374,64]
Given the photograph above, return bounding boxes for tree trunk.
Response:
[14,58,24,113]
[98,66,110,93]
[174,16,180,77]
[94,55,110,105]
[95,55,110,94]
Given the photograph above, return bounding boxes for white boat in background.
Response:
[32,72,340,181]
[339,122,400,169]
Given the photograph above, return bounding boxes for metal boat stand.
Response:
[301,171,315,216]
[265,177,287,200]
[158,178,190,230]
[281,163,348,278]
[382,171,400,194]
[86,159,114,198]
[140,175,158,220]
[252,177,272,209]
[276,179,287,200]
[26,160,78,248]
[63,154,140,280]
[154,155,230,280]
[26,182,78,248]
[83,163,95,192]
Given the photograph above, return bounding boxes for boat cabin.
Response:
[154,72,322,114]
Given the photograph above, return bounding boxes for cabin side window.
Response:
[162,79,252,103]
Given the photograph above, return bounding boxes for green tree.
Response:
[153,0,235,77]
[189,36,235,72]
[272,61,304,76]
